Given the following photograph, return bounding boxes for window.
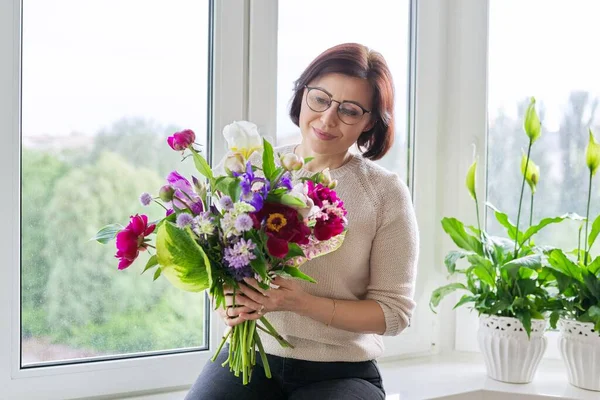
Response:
[20,0,210,367]
[276,0,412,181]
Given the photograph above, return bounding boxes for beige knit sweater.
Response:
[250,144,420,362]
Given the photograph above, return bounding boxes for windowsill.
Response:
[378,351,598,400]
[115,351,599,400]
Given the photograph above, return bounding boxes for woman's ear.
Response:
[363,119,377,132]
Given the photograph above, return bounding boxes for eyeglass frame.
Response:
[304,85,372,125]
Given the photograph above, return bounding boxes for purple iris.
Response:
[166,171,203,215]
[277,172,293,191]
[234,162,270,211]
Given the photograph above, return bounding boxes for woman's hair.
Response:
[289,43,395,161]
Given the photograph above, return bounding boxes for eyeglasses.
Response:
[304,86,371,125]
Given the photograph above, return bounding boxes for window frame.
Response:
[0,0,254,398]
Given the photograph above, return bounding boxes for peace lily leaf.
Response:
[430,282,468,311]
[486,202,520,240]
[156,221,211,292]
[501,254,541,280]
[589,256,600,276]
[467,254,496,288]
[91,223,123,244]
[547,249,583,283]
[520,213,585,247]
[441,218,483,255]
[453,294,478,309]
[588,214,600,251]
[445,250,474,274]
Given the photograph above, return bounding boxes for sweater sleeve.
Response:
[365,174,419,336]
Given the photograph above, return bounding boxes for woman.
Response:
[186,42,419,400]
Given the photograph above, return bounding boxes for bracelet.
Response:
[326,299,337,327]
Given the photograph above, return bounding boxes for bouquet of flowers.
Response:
[94,121,348,384]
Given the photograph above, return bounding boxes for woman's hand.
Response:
[218,277,309,327]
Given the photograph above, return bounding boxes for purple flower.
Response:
[220,196,234,211]
[235,162,269,211]
[166,209,175,217]
[167,129,195,151]
[139,192,153,206]
[229,265,254,281]
[223,238,257,269]
[277,172,293,191]
[176,213,194,228]
[234,214,253,232]
[166,171,202,214]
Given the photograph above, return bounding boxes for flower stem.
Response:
[528,192,535,246]
[211,327,231,362]
[584,171,593,266]
[514,141,533,258]
[259,317,294,348]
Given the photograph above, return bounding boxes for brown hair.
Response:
[289,43,395,160]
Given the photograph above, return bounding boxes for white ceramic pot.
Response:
[558,319,600,391]
[478,314,547,383]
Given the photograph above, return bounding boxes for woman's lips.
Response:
[313,127,337,141]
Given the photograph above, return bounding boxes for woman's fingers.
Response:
[224,293,261,311]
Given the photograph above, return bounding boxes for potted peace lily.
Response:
[543,130,600,391]
[430,98,578,384]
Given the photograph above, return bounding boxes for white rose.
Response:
[223,120,263,159]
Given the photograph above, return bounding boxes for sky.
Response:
[20,0,600,139]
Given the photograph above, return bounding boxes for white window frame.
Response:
[0,1,254,399]
[246,0,450,359]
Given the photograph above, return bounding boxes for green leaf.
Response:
[262,138,276,181]
[250,258,268,281]
[453,294,477,309]
[189,147,214,185]
[155,221,211,292]
[429,282,468,311]
[516,279,536,295]
[588,214,600,251]
[520,310,532,337]
[501,254,541,280]
[467,254,496,288]
[549,311,560,329]
[153,267,162,281]
[441,218,483,255]
[547,249,583,283]
[280,194,306,208]
[520,213,585,247]
[486,202,520,240]
[215,177,238,196]
[142,255,158,274]
[91,223,123,244]
[589,256,600,276]
[282,266,316,283]
[303,157,314,164]
[286,243,305,259]
[444,250,473,274]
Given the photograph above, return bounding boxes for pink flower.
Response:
[306,181,347,241]
[115,214,156,270]
[167,129,196,151]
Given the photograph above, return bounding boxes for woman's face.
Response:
[298,73,374,157]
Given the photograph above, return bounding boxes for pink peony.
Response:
[115,214,156,270]
[167,129,196,151]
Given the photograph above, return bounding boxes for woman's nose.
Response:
[319,104,339,127]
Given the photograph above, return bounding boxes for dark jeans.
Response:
[185,345,386,400]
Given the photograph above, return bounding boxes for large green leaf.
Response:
[486,202,519,240]
[467,254,496,288]
[589,256,600,276]
[588,214,600,251]
[441,218,483,255]
[430,282,468,311]
[281,266,316,283]
[520,213,585,247]
[501,254,541,280]
[547,249,583,283]
[91,223,123,244]
[156,221,211,292]
[262,138,276,181]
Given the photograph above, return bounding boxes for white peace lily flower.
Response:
[223,121,263,159]
[289,183,319,219]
